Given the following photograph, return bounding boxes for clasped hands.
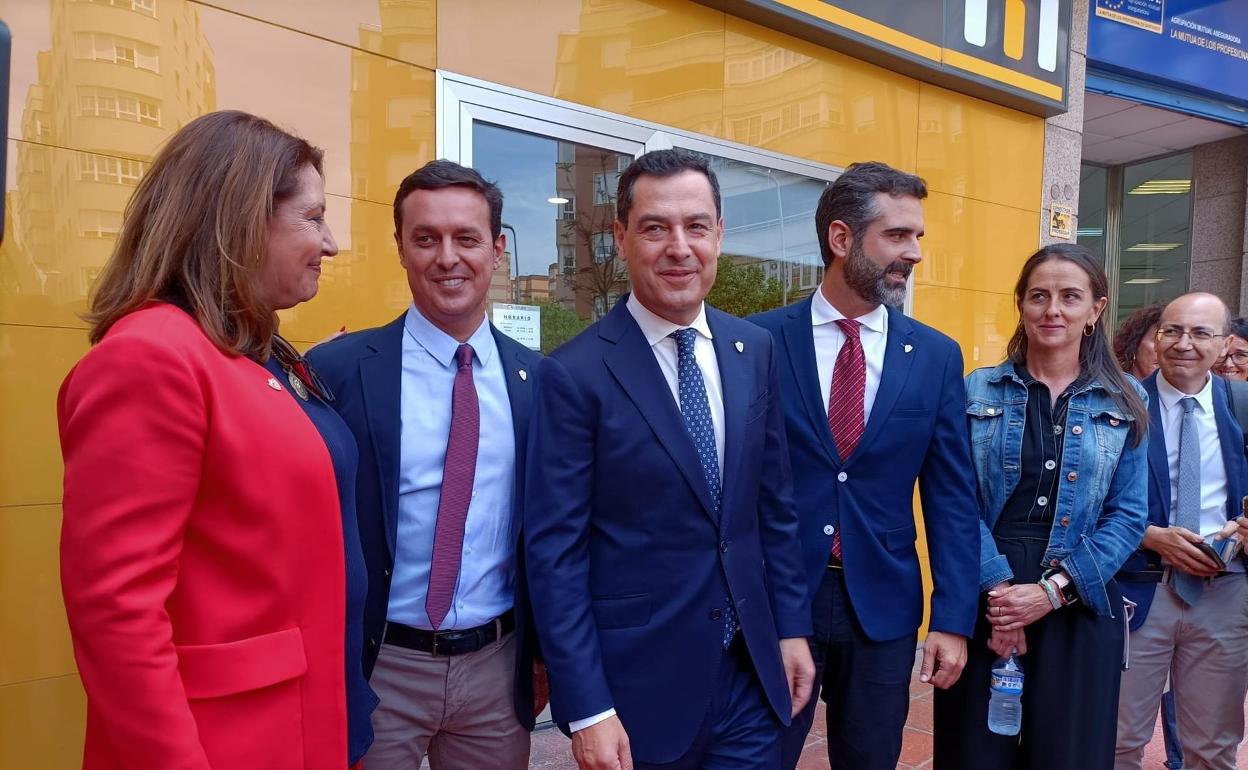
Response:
[984,581,1053,657]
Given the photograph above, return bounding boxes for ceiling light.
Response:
[1123,278,1168,285]
[547,197,570,204]
[1127,179,1191,195]
[1124,242,1184,252]
[1076,227,1104,237]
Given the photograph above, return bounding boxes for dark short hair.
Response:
[616,148,721,226]
[393,159,503,239]
[815,161,927,267]
[1230,317,1248,339]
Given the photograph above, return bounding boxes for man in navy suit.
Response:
[1115,293,1248,770]
[750,161,980,770]
[524,149,815,770]
[309,161,542,770]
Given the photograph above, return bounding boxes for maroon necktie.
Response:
[827,319,865,560]
[426,343,479,630]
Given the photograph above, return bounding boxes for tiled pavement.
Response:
[524,648,1248,769]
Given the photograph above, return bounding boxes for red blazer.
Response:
[59,303,347,770]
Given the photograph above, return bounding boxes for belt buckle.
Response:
[431,630,443,657]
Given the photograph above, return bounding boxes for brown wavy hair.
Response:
[1112,303,1164,372]
[1007,243,1149,446]
[86,110,324,359]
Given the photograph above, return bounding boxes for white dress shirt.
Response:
[570,295,726,732]
[388,304,518,630]
[1155,373,1241,571]
[812,288,889,422]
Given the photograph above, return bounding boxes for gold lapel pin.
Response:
[519,369,528,381]
[267,377,283,391]
[903,344,913,353]
[734,341,744,353]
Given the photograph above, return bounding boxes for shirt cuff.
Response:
[569,708,616,733]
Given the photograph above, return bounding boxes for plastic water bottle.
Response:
[987,648,1024,736]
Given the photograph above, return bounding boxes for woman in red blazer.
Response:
[58,111,352,769]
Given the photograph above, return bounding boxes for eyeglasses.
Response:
[1155,325,1225,344]
[1217,351,1248,366]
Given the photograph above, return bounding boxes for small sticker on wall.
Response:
[1049,205,1073,240]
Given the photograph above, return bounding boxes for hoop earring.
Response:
[1083,323,1095,337]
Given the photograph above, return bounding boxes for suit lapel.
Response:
[491,325,533,454]
[1145,373,1171,526]
[781,297,840,465]
[601,303,718,521]
[711,312,747,519]
[1211,377,1244,521]
[855,306,916,459]
[361,316,405,560]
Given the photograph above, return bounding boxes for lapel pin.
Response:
[734,341,744,353]
[518,369,528,381]
[267,377,283,391]
[903,344,913,353]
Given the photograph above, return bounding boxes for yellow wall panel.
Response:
[0,325,89,507]
[917,191,1039,295]
[911,284,1019,371]
[722,16,920,172]
[280,197,416,345]
[915,82,1045,212]
[438,0,727,137]
[0,505,74,686]
[198,0,436,70]
[0,675,86,769]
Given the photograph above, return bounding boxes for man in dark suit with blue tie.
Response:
[309,161,542,769]
[524,149,815,770]
[1115,293,1248,770]
[750,161,981,770]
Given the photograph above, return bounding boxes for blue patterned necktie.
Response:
[1172,396,1205,606]
[670,328,737,648]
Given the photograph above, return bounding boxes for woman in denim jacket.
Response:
[933,244,1149,769]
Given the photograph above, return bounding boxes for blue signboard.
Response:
[1089,0,1248,106]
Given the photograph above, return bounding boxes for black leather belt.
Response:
[384,609,515,656]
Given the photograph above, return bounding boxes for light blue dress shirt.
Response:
[388,304,517,630]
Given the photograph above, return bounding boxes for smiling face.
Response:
[1156,293,1229,392]
[255,164,337,311]
[1215,334,1248,380]
[843,192,924,308]
[395,186,504,342]
[1018,258,1107,358]
[614,170,722,326]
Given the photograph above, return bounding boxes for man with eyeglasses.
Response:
[1115,293,1248,770]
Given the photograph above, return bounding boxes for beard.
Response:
[842,239,911,309]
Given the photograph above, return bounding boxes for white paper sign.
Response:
[492,303,541,351]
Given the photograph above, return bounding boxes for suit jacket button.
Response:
[720,540,729,553]
[823,524,835,536]
[710,609,722,621]
[837,472,848,482]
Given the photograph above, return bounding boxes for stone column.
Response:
[1188,136,1248,314]
[1039,0,1089,247]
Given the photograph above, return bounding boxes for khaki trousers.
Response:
[1115,576,1248,770]
[365,631,530,770]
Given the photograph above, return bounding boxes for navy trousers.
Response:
[635,635,782,770]
[780,567,918,770]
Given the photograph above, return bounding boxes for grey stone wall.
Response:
[1189,135,1248,314]
[1040,0,1089,246]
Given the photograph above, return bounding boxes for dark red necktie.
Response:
[827,319,865,560]
[426,343,479,630]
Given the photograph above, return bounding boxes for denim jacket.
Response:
[965,360,1149,618]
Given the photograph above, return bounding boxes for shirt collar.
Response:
[626,294,713,348]
[403,303,496,368]
[810,288,888,335]
[1157,370,1214,413]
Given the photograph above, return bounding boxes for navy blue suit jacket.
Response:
[1118,372,1248,631]
[307,313,542,729]
[749,298,980,641]
[523,299,811,764]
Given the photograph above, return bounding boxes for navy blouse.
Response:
[262,355,378,765]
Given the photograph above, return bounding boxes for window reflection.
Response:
[473,122,833,352]
[1117,153,1192,323]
